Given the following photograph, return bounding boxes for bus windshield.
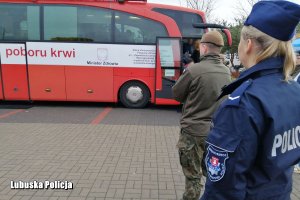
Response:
[152,8,204,37]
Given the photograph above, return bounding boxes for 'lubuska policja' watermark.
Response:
[11,180,73,190]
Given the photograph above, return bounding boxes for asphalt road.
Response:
[0,102,181,125]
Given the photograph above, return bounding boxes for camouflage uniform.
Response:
[172,52,231,200]
[177,130,206,200]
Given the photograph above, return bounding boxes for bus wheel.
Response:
[120,81,150,108]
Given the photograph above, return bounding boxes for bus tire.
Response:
[119,81,150,108]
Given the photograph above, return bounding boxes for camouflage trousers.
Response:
[177,130,206,200]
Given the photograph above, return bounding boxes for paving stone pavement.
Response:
[0,123,299,200]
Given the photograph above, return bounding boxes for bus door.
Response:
[155,38,182,105]
[0,43,30,100]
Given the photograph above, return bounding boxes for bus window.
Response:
[0,4,40,41]
[44,6,78,41]
[114,11,168,44]
[77,6,112,42]
[44,5,113,42]
[27,6,40,40]
[152,8,204,37]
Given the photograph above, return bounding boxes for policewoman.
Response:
[200,1,300,200]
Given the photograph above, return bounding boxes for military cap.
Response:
[200,31,224,47]
[244,0,300,41]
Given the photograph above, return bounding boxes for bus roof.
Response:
[0,0,205,19]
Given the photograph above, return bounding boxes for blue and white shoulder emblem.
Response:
[205,145,229,182]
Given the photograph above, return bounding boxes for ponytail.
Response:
[241,26,296,81]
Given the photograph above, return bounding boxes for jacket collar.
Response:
[238,57,284,80]
[200,53,221,60]
[200,53,222,64]
[218,57,284,100]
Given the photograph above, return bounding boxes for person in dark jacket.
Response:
[191,40,201,63]
[172,31,231,200]
[183,38,194,56]
[200,1,300,200]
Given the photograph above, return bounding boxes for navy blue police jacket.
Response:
[200,57,300,200]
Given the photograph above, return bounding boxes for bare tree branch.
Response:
[180,0,218,22]
[178,0,181,6]
[234,0,258,20]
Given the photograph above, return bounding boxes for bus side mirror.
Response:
[221,29,232,47]
[192,23,232,47]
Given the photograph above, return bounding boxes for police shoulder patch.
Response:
[224,79,253,107]
[205,145,229,182]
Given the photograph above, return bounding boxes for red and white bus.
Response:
[0,0,231,108]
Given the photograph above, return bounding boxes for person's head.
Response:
[238,0,300,81]
[194,39,201,51]
[200,31,224,56]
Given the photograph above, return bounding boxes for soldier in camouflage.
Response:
[172,31,231,200]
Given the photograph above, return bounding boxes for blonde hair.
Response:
[241,26,296,81]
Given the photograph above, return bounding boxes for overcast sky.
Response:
[148,0,300,23]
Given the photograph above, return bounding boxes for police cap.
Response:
[244,0,300,41]
[200,31,224,47]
